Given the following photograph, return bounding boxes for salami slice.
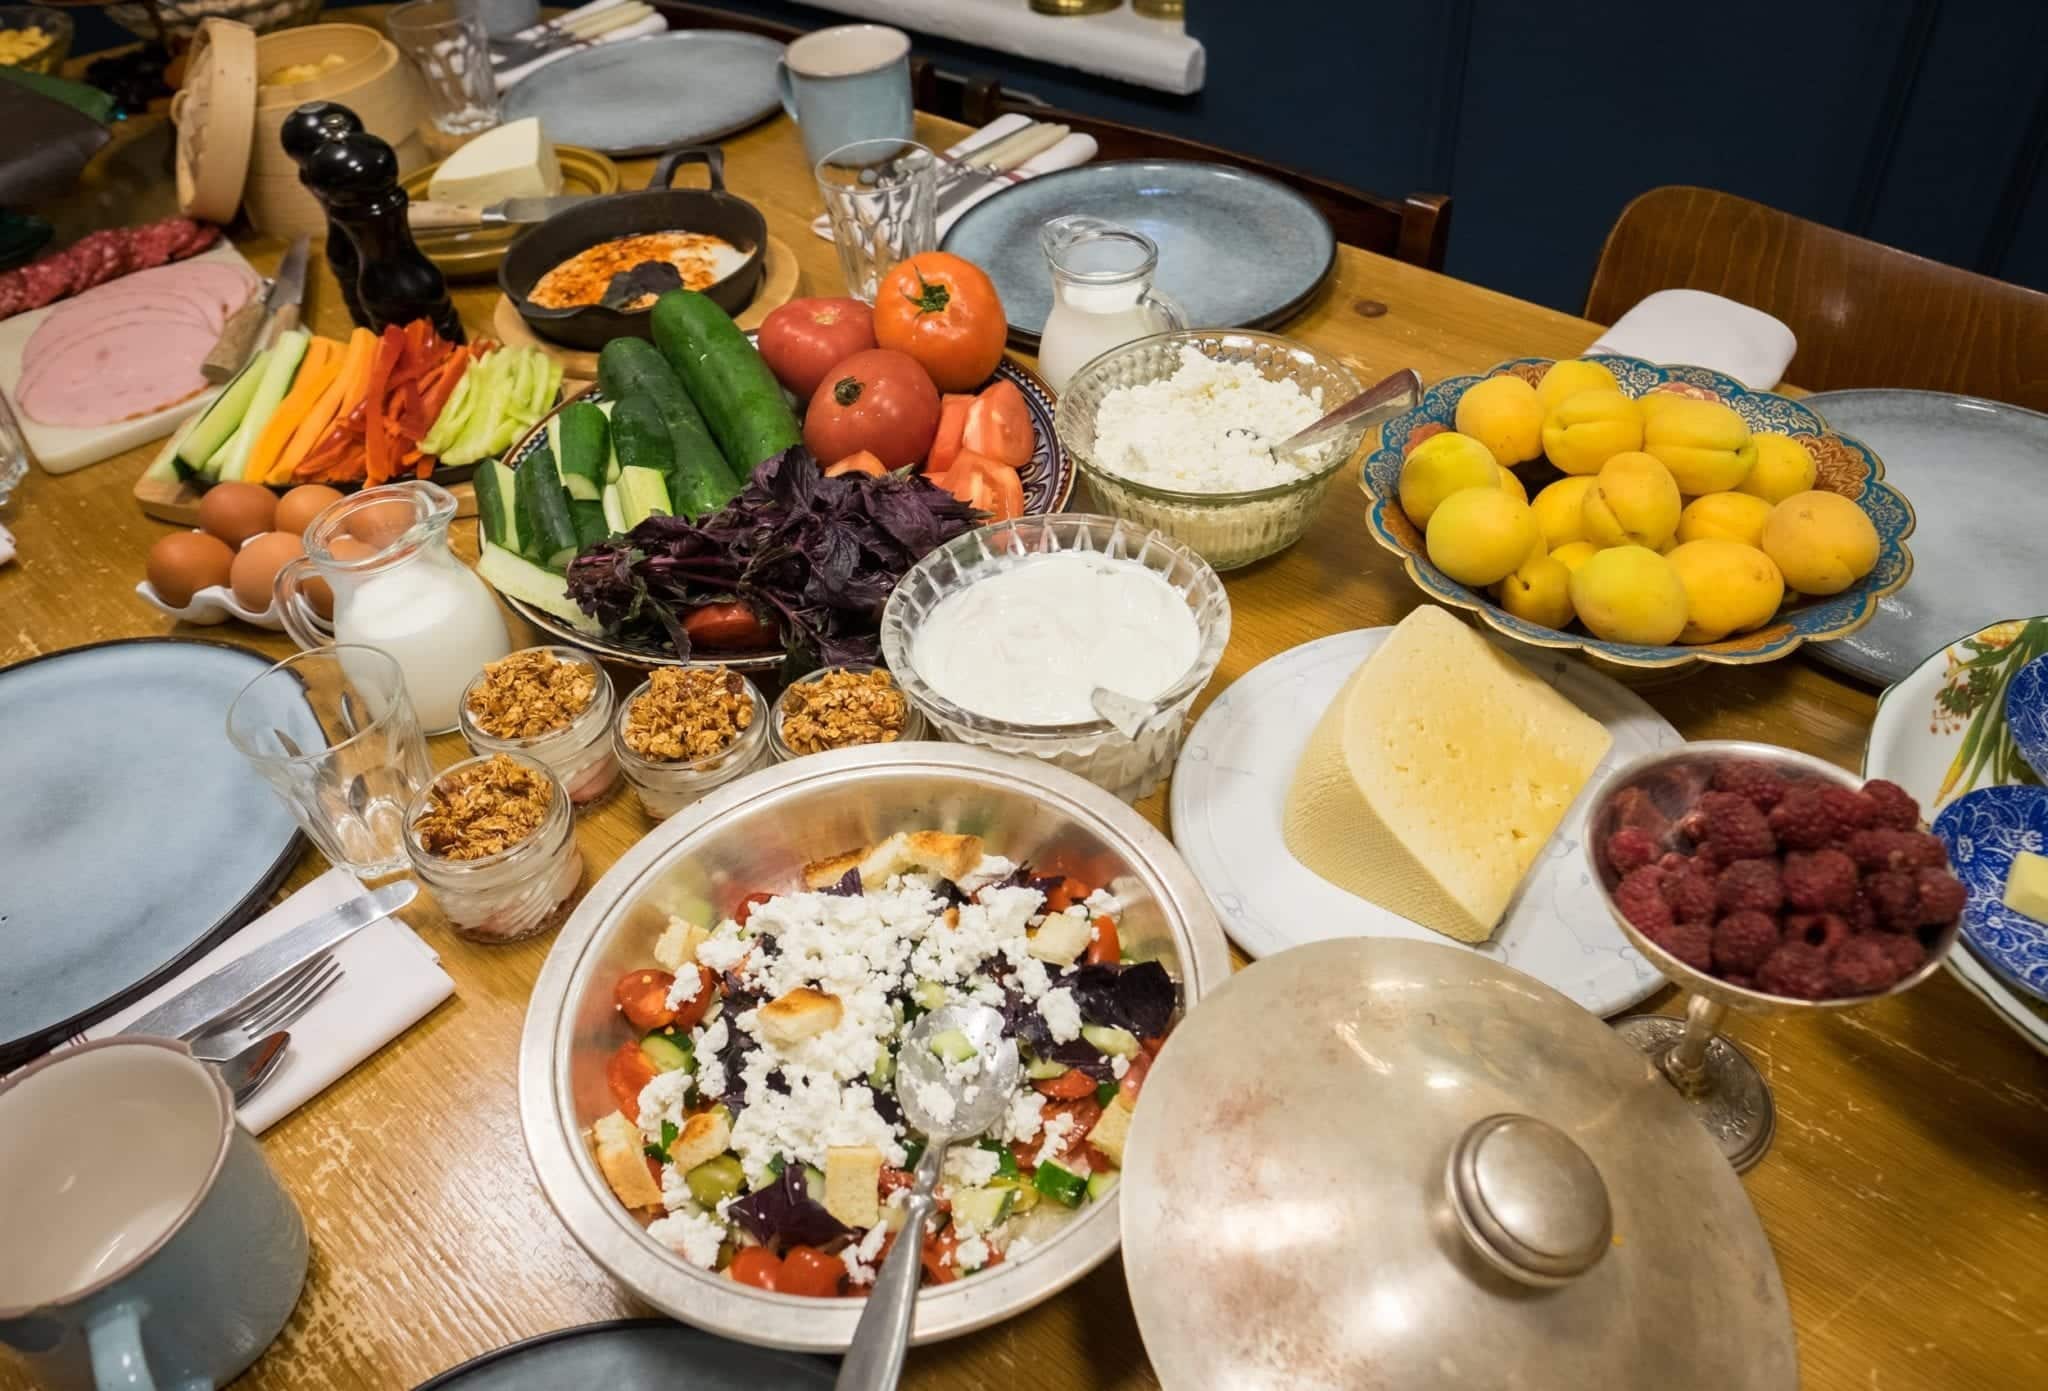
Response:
[16,319,218,427]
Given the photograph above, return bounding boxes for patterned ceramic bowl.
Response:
[1360,355,1916,673]
[1934,786,2048,1003]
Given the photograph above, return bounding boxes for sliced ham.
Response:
[19,311,220,400]
[17,320,218,427]
[41,286,223,334]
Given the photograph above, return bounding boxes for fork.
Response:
[58,953,332,1054]
[189,956,344,1062]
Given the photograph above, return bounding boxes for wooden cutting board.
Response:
[0,242,262,475]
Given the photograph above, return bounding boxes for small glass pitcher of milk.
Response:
[275,480,512,734]
[1036,214,1189,393]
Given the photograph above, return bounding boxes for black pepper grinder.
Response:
[303,130,463,342]
[280,101,367,325]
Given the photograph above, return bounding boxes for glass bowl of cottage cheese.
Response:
[1054,330,1365,570]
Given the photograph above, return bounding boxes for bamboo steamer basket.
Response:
[242,22,429,238]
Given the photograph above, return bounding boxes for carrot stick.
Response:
[281,328,376,481]
[248,338,341,484]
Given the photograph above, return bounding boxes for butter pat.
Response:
[428,117,563,206]
[1282,606,1612,943]
[2004,850,2048,923]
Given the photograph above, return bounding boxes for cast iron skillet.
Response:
[499,145,766,352]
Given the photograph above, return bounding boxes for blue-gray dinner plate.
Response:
[0,638,303,1068]
[941,160,1337,347]
[1800,389,2048,686]
[501,31,785,158]
[413,1321,834,1388]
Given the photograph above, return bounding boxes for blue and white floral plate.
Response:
[1168,626,1674,1017]
[1934,787,2048,1003]
[1362,355,1916,672]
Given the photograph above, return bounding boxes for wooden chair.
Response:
[1586,186,2048,410]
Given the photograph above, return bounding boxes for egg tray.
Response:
[135,528,286,631]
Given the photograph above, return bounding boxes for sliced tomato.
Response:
[1009,1141,1038,1175]
[1041,877,1091,914]
[728,1247,782,1291]
[1140,1036,1165,1058]
[1041,1099,1104,1164]
[962,380,1034,468]
[1117,1050,1151,1105]
[606,1038,660,1117]
[1083,913,1121,966]
[878,1166,916,1196]
[668,965,719,1032]
[942,450,1025,522]
[780,1245,846,1298]
[734,891,775,926]
[825,450,887,478]
[682,602,778,651]
[921,1226,962,1285]
[1034,1069,1098,1100]
[613,969,677,1031]
[926,393,975,477]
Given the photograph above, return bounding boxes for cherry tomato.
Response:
[824,450,887,478]
[873,253,1008,393]
[756,296,876,400]
[925,394,975,478]
[780,1245,846,1298]
[962,380,1034,468]
[941,450,1024,523]
[681,601,777,651]
[735,891,775,926]
[1083,913,1121,966]
[1034,1069,1098,1101]
[728,1247,782,1291]
[1118,1051,1151,1105]
[613,969,677,1031]
[1041,878,1090,914]
[802,349,941,469]
[1140,1036,1165,1059]
[921,1226,962,1285]
[668,965,719,1033]
[879,1166,916,1196]
[1009,1141,1038,1175]
[1040,1099,1103,1164]
[606,1038,659,1117]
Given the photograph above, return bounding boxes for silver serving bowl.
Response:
[518,743,1231,1351]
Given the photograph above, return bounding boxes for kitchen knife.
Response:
[202,234,309,383]
[409,195,594,232]
[118,880,416,1041]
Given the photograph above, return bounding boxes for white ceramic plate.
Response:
[1862,616,2048,1054]
[1169,628,1675,1016]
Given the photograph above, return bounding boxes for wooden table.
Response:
[4,99,2044,1391]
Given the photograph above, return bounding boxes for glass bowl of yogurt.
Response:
[1054,330,1366,571]
[880,514,1230,801]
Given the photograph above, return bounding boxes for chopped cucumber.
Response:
[868,1047,896,1089]
[1023,1057,1070,1082]
[601,482,627,536]
[617,464,672,529]
[1032,1161,1087,1208]
[685,1154,745,1207]
[176,347,271,472]
[951,1186,1014,1232]
[1081,1024,1141,1058]
[902,1139,926,1171]
[801,1164,828,1205]
[766,1154,787,1177]
[640,1033,693,1074]
[477,543,600,633]
[978,1138,1020,1178]
[215,329,310,481]
[143,414,200,484]
[928,1028,977,1065]
[1086,1169,1118,1201]
[991,1178,1040,1215]
[910,980,949,1012]
[473,459,522,554]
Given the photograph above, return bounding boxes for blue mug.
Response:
[0,1039,308,1390]
[778,24,915,170]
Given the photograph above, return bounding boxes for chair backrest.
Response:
[1587,186,2048,410]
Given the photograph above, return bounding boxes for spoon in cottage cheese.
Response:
[1267,366,1424,467]
[837,1003,1020,1391]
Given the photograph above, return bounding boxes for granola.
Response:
[624,667,753,762]
[466,649,597,741]
[411,754,555,860]
[778,668,909,756]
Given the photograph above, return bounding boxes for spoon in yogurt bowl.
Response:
[836,1003,1020,1391]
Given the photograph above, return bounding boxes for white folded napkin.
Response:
[495,0,670,92]
[1587,288,1798,390]
[809,114,1100,244]
[0,521,14,566]
[84,868,454,1133]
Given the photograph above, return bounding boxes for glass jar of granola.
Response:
[457,646,619,808]
[404,751,583,944]
[614,666,771,820]
[768,663,928,762]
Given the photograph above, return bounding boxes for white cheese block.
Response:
[1281,606,1612,943]
[428,117,563,207]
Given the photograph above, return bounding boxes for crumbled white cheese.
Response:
[692,1017,730,1100]
[1038,987,1082,1044]
[694,927,752,974]
[944,1144,1003,1192]
[1002,1091,1045,1144]
[912,1076,958,1126]
[1091,345,1328,493]
[1034,1111,1077,1169]
[647,1204,726,1268]
[841,1221,889,1285]
[958,854,1017,893]
[636,1068,692,1135]
[1110,1054,1131,1079]
[1083,887,1121,917]
[664,966,704,1011]
[954,1234,990,1272]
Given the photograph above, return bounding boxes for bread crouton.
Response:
[1027,912,1094,965]
[592,1111,663,1209]
[653,918,710,971]
[667,1109,732,1175]
[757,987,843,1045]
[824,1144,883,1227]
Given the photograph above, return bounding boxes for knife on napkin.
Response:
[119,880,416,1040]
[202,234,308,384]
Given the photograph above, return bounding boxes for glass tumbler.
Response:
[225,646,434,880]
[815,138,938,302]
[388,0,502,156]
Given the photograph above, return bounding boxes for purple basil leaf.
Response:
[932,878,969,907]
[727,1168,849,1249]
[1065,961,1176,1039]
[823,868,862,897]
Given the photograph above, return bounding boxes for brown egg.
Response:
[326,535,377,563]
[197,482,279,549]
[146,531,235,607]
[347,497,415,549]
[230,531,307,613]
[275,485,346,540]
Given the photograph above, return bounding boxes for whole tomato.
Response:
[803,349,941,469]
[873,253,1007,392]
[757,297,876,400]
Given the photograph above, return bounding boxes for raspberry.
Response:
[1860,779,1922,831]
[1822,786,1877,834]
[1844,829,1948,872]
[1786,912,1852,954]
[1661,867,1718,924]
[1711,760,1788,812]
[1876,933,1927,978]
[1767,785,1842,850]
[1914,868,1968,926]
[1603,827,1661,876]
[1657,852,1691,874]
[1681,791,1777,861]
[1716,858,1784,915]
[1757,941,1833,1000]
[1646,920,1714,972]
[1712,911,1781,973]
[1829,936,1907,995]
[1783,849,1859,913]
[1613,866,1674,935]
[1863,870,1919,929]
[1848,887,1879,935]
[1607,786,1672,843]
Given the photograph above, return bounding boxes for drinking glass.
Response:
[0,388,26,507]
[226,646,434,880]
[388,0,501,156]
[815,138,938,303]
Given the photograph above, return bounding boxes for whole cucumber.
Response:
[650,290,803,476]
[597,336,740,504]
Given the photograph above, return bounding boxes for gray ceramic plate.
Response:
[0,639,304,1068]
[941,160,1337,348]
[415,1320,832,1388]
[1800,389,2048,685]
[501,31,784,158]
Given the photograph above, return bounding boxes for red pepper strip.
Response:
[421,352,470,420]
[362,326,407,484]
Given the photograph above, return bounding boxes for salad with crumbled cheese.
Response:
[587,830,1174,1297]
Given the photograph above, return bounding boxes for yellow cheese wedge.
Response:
[428,117,564,207]
[1282,606,1612,943]
[2004,849,2048,923]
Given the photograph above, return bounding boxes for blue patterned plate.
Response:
[2005,653,2048,782]
[1933,785,2048,1003]
[1361,355,1916,672]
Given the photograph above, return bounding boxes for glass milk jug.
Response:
[1036,214,1189,393]
[275,480,512,734]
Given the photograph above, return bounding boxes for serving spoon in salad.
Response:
[837,1003,1020,1391]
